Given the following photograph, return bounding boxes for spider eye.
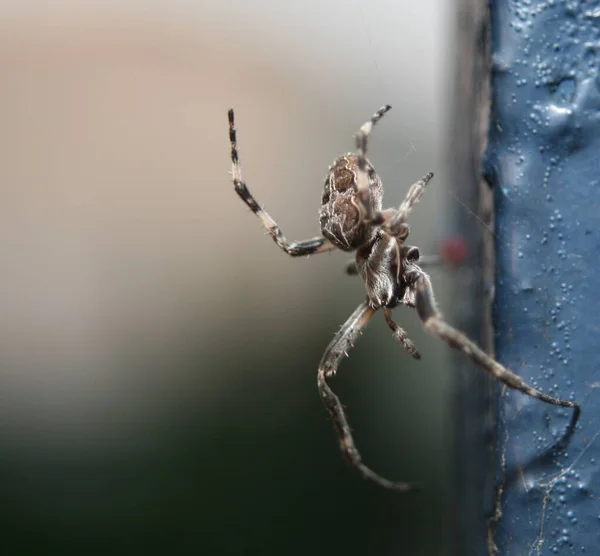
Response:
[397,223,410,240]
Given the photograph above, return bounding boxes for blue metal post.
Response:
[486,1,600,553]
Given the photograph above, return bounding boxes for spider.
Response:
[226,105,581,493]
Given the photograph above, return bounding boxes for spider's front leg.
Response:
[353,106,407,231]
[227,109,336,257]
[354,105,392,223]
[317,300,420,493]
[407,269,580,429]
[353,105,434,237]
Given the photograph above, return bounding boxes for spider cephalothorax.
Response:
[227,105,580,493]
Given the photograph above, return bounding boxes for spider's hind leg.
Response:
[408,269,580,429]
[318,301,420,493]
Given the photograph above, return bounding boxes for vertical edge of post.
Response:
[448,0,496,553]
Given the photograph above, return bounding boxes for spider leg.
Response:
[353,106,433,237]
[228,109,337,257]
[408,269,580,427]
[384,309,420,359]
[387,172,435,236]
[398,172,435,220]
[355,105,392,222]
[318,300,420,493]
[357,171,435,237]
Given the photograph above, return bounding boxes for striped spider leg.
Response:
[228,109,336,257]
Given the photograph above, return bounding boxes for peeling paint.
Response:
[487,0,600,553]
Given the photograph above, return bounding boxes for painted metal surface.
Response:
[486,1,600,553]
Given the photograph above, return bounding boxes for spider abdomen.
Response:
[319,155,383,251]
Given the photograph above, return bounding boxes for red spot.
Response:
[439,236,468,267]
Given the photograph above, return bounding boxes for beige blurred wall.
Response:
[0,1,452,469]
[0,5,455,554]
[0,15,339,430]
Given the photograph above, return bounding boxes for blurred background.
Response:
[0,1,458,554]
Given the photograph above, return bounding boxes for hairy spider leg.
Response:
[389,172,435,235]
[409,269,580,430]
[384,308,421,359]
[354,105,392,224]
[228,109,336,256]
[354,105,434,241]
[317,300,421,493]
